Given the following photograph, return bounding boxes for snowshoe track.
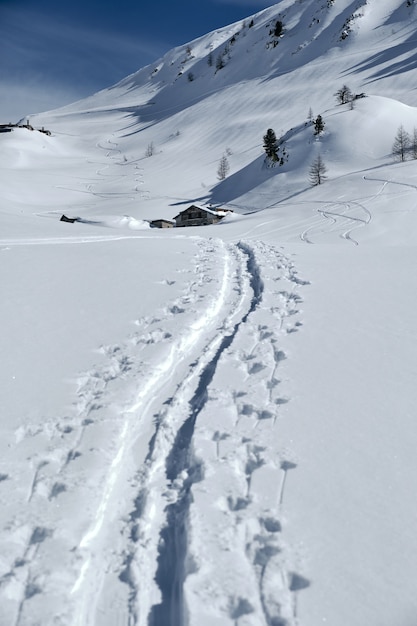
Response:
[2,237,309,626]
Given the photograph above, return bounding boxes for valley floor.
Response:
[1,217,417,626]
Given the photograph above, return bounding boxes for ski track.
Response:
[297,174,416,245]
[0,237,309,626]
[50,134,150,204]
[300,200,371,245]
[179,241,310,626]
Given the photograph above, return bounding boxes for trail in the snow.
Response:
[300,200,371,245]
[50,134,149,206]
[178,241,310,626]
[112,241,255,626]
[3,237,236,626]
[2,234,309,626]
[148,242,263,626]
[363,174,417,196]
[142,241,310,626]
[69,237,254,626]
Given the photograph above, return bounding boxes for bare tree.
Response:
[309,154,328,186]
[145,142,155,157]
[334,84,353,105]
[392,125,410,162]
[217,154,230,180]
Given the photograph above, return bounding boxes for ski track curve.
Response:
[51,133,149,204]
[2,237,310,626]
[300,201,371,245]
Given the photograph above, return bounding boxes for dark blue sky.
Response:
[0,0,275,121]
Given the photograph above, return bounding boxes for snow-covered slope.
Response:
[2,1,417,625]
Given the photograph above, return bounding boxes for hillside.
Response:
[1,1,417,625]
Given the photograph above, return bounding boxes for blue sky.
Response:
[0,0,275,122]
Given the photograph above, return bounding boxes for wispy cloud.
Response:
[2,6,166,75]
[0,81,81,123]
[0,5,168,119]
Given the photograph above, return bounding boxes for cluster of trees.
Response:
[213,99,417,187]
[208,25,242,72]
[263,128,289,166]
[263,126,326,185]
[260,84,367,186]
[267,19,283,45]
[215,83,417,187]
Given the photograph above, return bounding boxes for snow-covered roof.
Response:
[173,204,230,219]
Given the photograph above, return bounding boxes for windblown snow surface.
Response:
[2,1,417,625]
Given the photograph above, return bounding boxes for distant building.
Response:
[0,122,50,135]
[173,204,231,227]
[150,219,174,229]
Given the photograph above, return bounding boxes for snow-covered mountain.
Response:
[2,1,417,625]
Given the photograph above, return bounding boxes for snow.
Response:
[2,1,417,625]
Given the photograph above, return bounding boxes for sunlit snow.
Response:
[2,1,417,625]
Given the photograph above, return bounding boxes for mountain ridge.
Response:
[10,0,417,225]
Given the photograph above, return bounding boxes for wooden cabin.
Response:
[173,205,229,227]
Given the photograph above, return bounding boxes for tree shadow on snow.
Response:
[210,155,281,206]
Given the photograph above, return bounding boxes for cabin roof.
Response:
[173,204,229,220]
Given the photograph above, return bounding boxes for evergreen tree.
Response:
[263,128,279,162]
[274,20,283,37]
[314,115,325,135]
[309,154,327,185]
[392,125,410,162]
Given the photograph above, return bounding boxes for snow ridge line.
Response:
[69,237,242,626]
